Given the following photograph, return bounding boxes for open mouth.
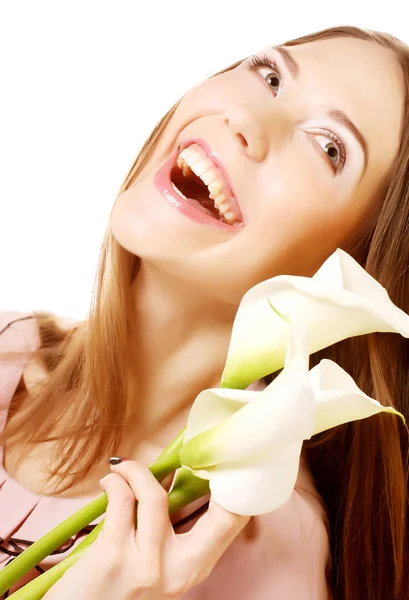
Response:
[169,143,244,227]
[170,163,222,220]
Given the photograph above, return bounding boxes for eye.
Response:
[313,131,348,173]
[249,53,348,174]
[249,54,281,96]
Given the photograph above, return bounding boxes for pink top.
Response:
[0,310,333,599]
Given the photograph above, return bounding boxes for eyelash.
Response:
[248,53,348,174]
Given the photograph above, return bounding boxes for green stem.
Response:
[8,469,210,599]
[0,428,186,596]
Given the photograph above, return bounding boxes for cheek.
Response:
[250,165,355,275]
[259,157,343,233]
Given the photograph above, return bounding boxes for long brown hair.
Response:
[2,25,409,600]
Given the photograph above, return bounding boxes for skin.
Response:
[22,37,408,598]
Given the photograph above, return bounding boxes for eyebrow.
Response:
[274,45,300,78]
[273,45,369,173]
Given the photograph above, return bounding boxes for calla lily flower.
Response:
[180,312,404,516]
[308,358,403,435]
[221,248,409,389]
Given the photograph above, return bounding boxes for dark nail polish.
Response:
[109,456,126,465]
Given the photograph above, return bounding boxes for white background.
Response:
[1,1,408,318]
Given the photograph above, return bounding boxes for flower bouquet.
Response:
[0,249,407,599]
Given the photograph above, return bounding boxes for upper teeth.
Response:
[176,144,241,226]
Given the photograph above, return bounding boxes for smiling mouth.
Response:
[170,143,243,227]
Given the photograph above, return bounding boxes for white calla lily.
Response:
[309,359,404,435]
[180,312,315,515]
[180,313,404,516]
[221,248,409,389]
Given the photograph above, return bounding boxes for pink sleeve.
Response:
[0,310,39,404]
[0,310,39,460]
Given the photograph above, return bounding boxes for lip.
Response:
[154,138,245,231]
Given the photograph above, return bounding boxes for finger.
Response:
[110,461,172,553]
[186,495,250,561]
[160,472,175,493]
[99,472,136,542]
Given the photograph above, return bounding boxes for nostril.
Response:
[224,117,248,147]
[236,132,248,148]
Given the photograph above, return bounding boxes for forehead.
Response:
[284,37,404,176]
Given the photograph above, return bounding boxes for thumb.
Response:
[187,496,250,561]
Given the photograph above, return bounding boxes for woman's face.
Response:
[110,36,404,306]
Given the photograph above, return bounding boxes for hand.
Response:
[43,460,250,600]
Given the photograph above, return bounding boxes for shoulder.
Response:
[238,454,333,598]
[0,310,81,391]
[255,454,330,547]
[0,310,39,356]
[199,455,333,600]
[0,309,80,352]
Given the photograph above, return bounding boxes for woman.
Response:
[1,24,408,600]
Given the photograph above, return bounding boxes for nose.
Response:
[224,108,268,162]
[224,105,293,162]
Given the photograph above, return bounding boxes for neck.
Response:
[125,260,238,441]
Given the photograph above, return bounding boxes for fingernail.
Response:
[109,456,127,465]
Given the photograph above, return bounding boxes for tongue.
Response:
[171,167,220,218]
[181,179,210,203]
